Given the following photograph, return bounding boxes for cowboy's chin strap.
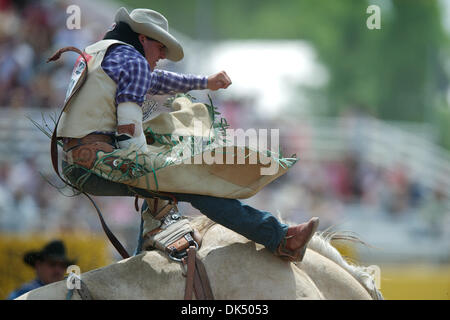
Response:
[47,47,130,260]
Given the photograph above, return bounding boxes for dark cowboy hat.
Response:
[23,240,76,268]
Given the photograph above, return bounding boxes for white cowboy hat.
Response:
[114,7,184,61]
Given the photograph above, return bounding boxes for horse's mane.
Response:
[188,214,383,300]
[305,231,384,300]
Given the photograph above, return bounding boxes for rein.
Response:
[182,246,214,300]
[47,47,130,260]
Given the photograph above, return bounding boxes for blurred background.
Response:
[0,0,449,299]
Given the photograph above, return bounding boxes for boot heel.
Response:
[275,217,319,262]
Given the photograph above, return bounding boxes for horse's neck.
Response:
[304,232,383,300]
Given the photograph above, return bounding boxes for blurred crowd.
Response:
[0,155,140,259]
[218,99,450,238]
[266,156,445,227]
[1,138,447,239]
[0,0,102,110]
[0,0,448,260]
[0,0,134,243]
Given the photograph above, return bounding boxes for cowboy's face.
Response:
[139,35,166,70]
[35,259,66,284]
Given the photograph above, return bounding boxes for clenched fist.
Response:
[207,71,232,91]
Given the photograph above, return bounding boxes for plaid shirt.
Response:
[101,44,208,106]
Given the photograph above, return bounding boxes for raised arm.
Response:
[148,70,232,95]
[207,71,232,91]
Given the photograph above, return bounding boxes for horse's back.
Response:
[195,223,325,299]
[16,219,376,300]
[200,240,324,299]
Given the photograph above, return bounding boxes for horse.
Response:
[16,216,383,300]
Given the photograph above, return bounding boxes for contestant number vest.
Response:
[57,40,132,138]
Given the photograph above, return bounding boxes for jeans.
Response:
[63,163,288,252]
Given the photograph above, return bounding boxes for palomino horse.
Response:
[16,216,383,300]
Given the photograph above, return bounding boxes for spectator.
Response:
[7,240,75,299]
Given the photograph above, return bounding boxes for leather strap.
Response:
[194,255,214,300]
[66,142,114,170]
[183,246,214,300]
[47,46,130,260]
[63,133,115,152]
[167,235,190,253]
[183,246,197,300]
[153,203,176,220]
[77,280,93,300]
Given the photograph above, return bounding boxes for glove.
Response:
[116,102,148,153]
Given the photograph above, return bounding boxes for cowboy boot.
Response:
[276,217,319,262]
[141,198,202,252]
[141,198,170,250]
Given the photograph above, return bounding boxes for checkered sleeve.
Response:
[102,45,151,106]
[148,70,208,95]
[102,45,208,107]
